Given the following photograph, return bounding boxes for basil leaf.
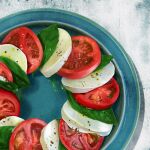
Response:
[0,126,14,149]
[38,24,59,67]
[14,89,23,101]
[0,80,18,92]
[94,55,113,72]
[67,91,117,125]
[59,140,67,150]
[0,56,30,89]
[0,81,22,101]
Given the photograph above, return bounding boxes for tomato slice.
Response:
[2,27,43,74]
[0,89,20,119]
[73,78,120,110]
[0,62,13,82]
[58,36,101,79]
[9,118,46,150]
[59,119,104,150]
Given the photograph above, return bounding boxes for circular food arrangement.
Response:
[0,24,120,150]
[0,24,119,150]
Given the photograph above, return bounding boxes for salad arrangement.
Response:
[0,24,120,150]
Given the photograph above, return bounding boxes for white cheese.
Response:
[40,28,72,78]
[61,101,113,136]
[62,62,115,93]
[0,44,27,72]
[40,120,59,150]
[0,76,6,82]
[0,116,24,127]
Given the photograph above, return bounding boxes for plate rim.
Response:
[0,8,142,149]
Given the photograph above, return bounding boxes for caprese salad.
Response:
[0,24,120,150]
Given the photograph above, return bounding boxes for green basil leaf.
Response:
[38,24,59,67]
[94,55,113,72]
[0,80,18,92]
[0,81,22,101]
[67,91,117,125]
[13,89,23,102]
[0,126,14,150]
[57,120,67,150]
[59,140,67,150]
[0,56,30,89]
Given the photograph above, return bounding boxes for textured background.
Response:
[0,0,150,149]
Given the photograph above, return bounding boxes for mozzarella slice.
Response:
[0,116,24,127]
[0,44,27,72]
[0,76,6,81]
[62,101,113,136]
[62,62,115,93]
[40,28,72,78]
[40,120,59,150]
[62,110,99,135]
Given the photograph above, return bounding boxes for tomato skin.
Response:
[9,118,46,150]
[59,119,104,150]
[73,78,120,110]
[0,89,20,119]
[0,62,13,82]
[58,36,101,79]
[2,27,43,74]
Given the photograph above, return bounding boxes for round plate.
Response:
[0,9,141,149]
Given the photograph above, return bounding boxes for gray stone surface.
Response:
[0,0,149,149]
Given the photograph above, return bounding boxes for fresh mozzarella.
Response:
[62,62,115,93]
[0,44,27,72]
[62,101,113,136]
[0,76,6,81]
[40,120,59,150]
[40,28,72,78]
[0,116,24,127]
[62,110,100,135]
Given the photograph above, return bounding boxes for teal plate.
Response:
[0,9,142,150]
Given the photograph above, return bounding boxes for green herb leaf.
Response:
[0,80,23,101]
[0,80,18,92]
[67,91,117,125]
[14,89,23,102]
[94,55,113,72]
[0,126,14,150]
[38,24,59,67]
[0,56,30,89]
[57,120,67,150]
[59,140,67,150]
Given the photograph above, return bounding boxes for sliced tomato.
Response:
[9,118,46,150]
[0,62,13,82]
[58,36,101,79]
[0,89,20,119]
[2,27,43,74]
[59,119,104,150]
[73,78,120,110]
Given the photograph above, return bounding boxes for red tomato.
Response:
[73,78,120,110]
[2,27,43,74]
[59,119,104,150]
[58,36,101,79]
[0,89,20,119]
[0,62,13,82]
[9,118,46,150]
